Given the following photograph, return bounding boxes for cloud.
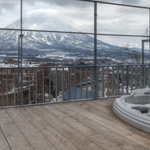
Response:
[0,0,149,48]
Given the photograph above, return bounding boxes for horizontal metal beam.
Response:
[0,96,120,109]
[97,33,149,38]
[79,0,150,9]
[0,28,93,35]
[0,64,150,69]
[0,28,149,38]
[142,39,150,42]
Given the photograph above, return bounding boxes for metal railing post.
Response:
[29,69,31,104]
[6,69,8,106]
[68,68,70,101]
[131,66,133,92]
[21,68,23,106]
[107,67,109,97]
[80,68,82,99]
[86,68,88,99]
[140,66,143,88]
[35,69,37,104]
[117,66,119,96]
[49,68,51,102]
[122,66,124,95]
[56,68,58,102]
[91,67,93,98]
[148,65,150,88]
[135,66,138,89]
[94,2,97,99]
[126,66,129,94]
[112,67,114,96]
[14,69,16,106]
[43,68,44,103]
[74,68,76,100]
[102,67,104,97]
[62,68,64,101]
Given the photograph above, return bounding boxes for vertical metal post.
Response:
[117,67,119,95]
[43,68,44,103]
[17,68,19,105]
[62,68,64,101]
[126,66,129,94]
[107,67,109,97]
[36,69,37,104]
[17,36,20,105]
[68,68,70,101]
[149,65,150,88]
[149,9,150,87]
[20,0,23,106]
[28,69,30,104]
[56,68,58,102]
[140,66,142,88]
[102,67,104,97]
[14,69,16,106]
[49,68,51,102]
[74,68,76,100]
[131,66,133,92]
[86,68,88,99]
[91,67,93,98]
[142,40,144,88]
[21,68,23,106]
[20,0,23,68]
[144,65,146,88]
[94,2,97,99]
[122,66,124,95]
[80,68,82,99]
[6,69,8,106]
[18,35,20,68]
[97,67,99,97]
[135,66,138,89]
[149,9,150,64]
[112,67,114,96]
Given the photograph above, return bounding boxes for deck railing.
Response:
[0,64,148,108]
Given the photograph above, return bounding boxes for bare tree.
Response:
[144,27,150,36]
[122,43,141,64]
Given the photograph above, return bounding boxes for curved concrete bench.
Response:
[113,88,150,133]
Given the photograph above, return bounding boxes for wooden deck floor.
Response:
[0,98,150,150]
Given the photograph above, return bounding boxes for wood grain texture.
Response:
[0,98,150,150]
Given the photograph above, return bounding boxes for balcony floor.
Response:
[0,98,150,150]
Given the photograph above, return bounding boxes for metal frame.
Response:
[0,64,148,108]
[0,0,150,107]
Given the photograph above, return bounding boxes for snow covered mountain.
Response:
[0,11,141,61]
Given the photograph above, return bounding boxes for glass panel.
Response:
[97,3,149,35]
[0,30,20,67]
[97,36,146,64]
[22,31,94,66]
[0,0,20,29]
[23,0,94,33]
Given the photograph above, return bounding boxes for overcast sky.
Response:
[0,0,150,48]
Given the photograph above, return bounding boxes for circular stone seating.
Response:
[113,88,150,133]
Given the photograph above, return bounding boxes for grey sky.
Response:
[0,0,150,48]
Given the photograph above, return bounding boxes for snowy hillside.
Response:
[0,11,142,61]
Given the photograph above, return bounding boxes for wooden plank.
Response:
[0,126,11,150]
[20,107,79,150]
[44,105,124,150]
[55,103,147,150]
[71,102,114,121]
[91,100,150,140]
[7,108,57,150]
[82,101,112,114]
[66,102,150,150]
[76,101,150,136]
[0,109,33,150]
[32,106,101,150]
